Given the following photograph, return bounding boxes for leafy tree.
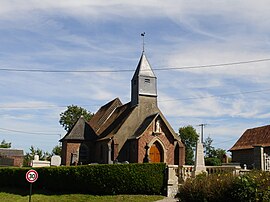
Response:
[179,125,199,165]
[59,105,94,132]
[214,148,226,161]
[204,136,215,158]
[204,136,226,166]
[23,146,50,166]
[52,145,62,156]
[0,140,11,148]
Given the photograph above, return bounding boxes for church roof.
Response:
[229,125,270,151]
[61,52,183,150]
[89,98,122,134]
[132,53,156,79]
[60,116,97,141]
[96,102,135,140]
[129,113,159,139]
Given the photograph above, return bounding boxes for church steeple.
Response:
[131,52,157,107]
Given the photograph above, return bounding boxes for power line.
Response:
[0,127,59,136]
[0,88,269,110]
[159,88,270,102]
[0,58,270,73]
[0,103,101,109]
[214,138,238,146]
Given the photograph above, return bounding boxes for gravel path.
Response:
[155,197,178,202]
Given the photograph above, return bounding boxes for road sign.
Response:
[26,169,38,183]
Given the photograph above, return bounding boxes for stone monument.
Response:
[193,126,206,176]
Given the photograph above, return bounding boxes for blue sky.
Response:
[1,1,270,154]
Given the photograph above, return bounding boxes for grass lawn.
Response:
[0,188,164,202]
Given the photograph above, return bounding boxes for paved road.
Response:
[155,197,178,202]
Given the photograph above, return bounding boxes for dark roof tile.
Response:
[0,148,24,157]
[229,125,270,151]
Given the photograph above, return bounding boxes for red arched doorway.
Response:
[149,142,163,163]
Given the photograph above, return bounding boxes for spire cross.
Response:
[141,32,145,52]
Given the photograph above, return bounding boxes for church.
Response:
[60,52,185,166]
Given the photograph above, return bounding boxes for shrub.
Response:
[205,157,221,166]
[178,171,270,202]
[0,163,166,195]
[178,172,234,202]
[230,171,270,201]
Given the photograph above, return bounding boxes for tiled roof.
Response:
[0,148,24,157]
[229,125,270,151]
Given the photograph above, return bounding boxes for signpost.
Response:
[25,169,38,202]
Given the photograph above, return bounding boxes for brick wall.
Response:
[62,141,81,166]
[0,156,23,167]
[13,156,23,167]
[137,120,179,164]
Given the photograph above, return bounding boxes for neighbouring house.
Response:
[0,148,24,167]
[229,124,270,169]
[60,52,185,166]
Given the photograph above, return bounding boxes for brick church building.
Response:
[60,52,185,166]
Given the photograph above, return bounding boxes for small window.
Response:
[144,78,150,83]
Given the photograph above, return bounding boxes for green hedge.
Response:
[0,163,166,195]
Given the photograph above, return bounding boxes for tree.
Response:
[203,136,226,166]
[51,145,62,156]
[59,105,94,132]
[204,136,215,158]
[23,146,50,166]
[0,140,11,148]
[179,125,199,165]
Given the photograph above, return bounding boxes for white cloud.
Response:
[1,0,270,153]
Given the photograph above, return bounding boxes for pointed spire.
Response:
[133,52,156,79]
[131,52,157,106]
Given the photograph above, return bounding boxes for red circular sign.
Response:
[26,169,38,183]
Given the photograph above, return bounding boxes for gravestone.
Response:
[31,154,50,167]
[51,155,61,166]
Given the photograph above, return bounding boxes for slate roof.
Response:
[132,53,156,79]
[89,98,122,134]
[61,52,183,150]
[229,125,270,151]
[61,98,133,142]
[60,116,97,141]
[129,113,158,140]
[0,148,24,157]
[97,102,135,140]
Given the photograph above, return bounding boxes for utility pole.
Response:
[198,124,207,143]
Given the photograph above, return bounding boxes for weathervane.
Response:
[141,32,145,52]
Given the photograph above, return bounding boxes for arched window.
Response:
[174,143,180,165]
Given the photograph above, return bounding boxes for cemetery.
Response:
[1,51,270,201]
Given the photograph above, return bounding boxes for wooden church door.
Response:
[149,142,163,162]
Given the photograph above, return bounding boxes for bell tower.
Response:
[131,52,157,107]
